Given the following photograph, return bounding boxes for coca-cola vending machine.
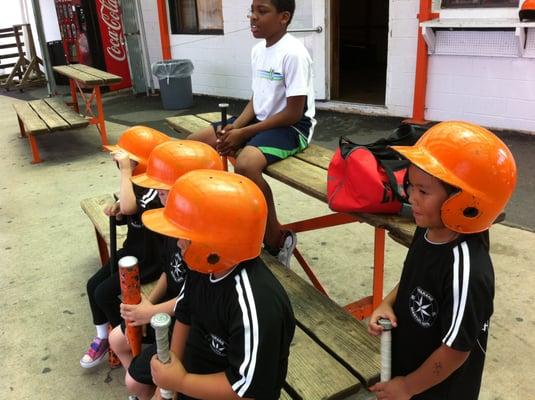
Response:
[54,0,131,91]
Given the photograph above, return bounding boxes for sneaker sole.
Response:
[80,349,108,369]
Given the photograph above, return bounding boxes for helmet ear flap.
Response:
[441,191,486,233]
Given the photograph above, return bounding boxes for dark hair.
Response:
[270,0,295,24]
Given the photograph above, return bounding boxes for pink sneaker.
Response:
[80,337,109,368]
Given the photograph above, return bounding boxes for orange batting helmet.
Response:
[142,170,267,273]
[131,140,224,189]
[104,126,170,174]
[392,121,517,234]
[520,0,535,21]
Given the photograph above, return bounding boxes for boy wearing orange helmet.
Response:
[108,141,225,399]
[368,121,517,399]
[145,170,295,400]
[81,126,170,369]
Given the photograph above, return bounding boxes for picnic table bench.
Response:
[13,64,121,164]
[80,193,381,399]
[166,113,417,319]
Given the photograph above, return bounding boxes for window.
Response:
[168,0,223,34]
[442,0,519,7]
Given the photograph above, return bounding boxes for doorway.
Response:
[331,0,389,105]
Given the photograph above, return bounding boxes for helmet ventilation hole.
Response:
[207,253,220,264]
[463,207,479,218]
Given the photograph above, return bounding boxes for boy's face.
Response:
[407,165,450,229]
[157,189,169,206]
[249,0,290,43]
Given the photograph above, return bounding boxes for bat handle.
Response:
[218,102,229,171]
[109,215,117,275]
[378,318,393,382]
[151,313,174,399]
[219,102,229,128]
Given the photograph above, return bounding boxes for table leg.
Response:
[27,133,42,164]
[94,86,109,146]
[69,78,79,113]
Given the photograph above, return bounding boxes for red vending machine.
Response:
[54,0,132,90]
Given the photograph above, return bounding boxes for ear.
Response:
[280,11,291,26]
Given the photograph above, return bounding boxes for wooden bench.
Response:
[80,193,382,399]
[166,113,417,319]
[13,97,90,163]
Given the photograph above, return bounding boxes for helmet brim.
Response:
[390,145,464,190]
[131,173,172,190]
[142,208,196,241]
[103,144,142,163]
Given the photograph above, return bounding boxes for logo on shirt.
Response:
[258,68,284,81]
[409,287,438,328]
[170,251,186,285]
[206,333,227,357]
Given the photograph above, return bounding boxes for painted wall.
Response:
[425,6,535,133]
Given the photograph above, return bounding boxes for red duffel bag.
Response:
[327,124,425,214]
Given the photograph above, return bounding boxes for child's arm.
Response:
[112,151,138,215]
[368,283,399,336]
[369,344,470,400]
[217,96,306,155]
[120,273,176,326]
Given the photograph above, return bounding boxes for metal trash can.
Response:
[151,59,194,110]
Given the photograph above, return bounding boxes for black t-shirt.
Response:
[174,257,295,400]
[393,227,494,399]
[160,236,188,302]
[120,185,162,282]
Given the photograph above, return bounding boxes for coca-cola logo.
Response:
[98,0,126,62]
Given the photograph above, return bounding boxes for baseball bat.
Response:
[218,103,229,171]
[118,256,142,357]
[378,318,393,382]
[151,313,174,399]
[109,215,117,275]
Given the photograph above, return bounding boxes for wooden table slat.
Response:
[12,102,49,134]
[166,115,211,137]
[53,65,104,85]
[294,143,334,170]
[68,63,122,85]
[43,97,89,129]
[285,327,360,399]
[28,100,70,131]
[263,253,381,386]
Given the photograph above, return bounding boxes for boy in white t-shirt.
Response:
[188,0,315,268]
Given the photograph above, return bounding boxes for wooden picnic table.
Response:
[166,112,417,320]
[52,64,122,147]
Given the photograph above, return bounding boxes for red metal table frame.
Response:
[67,79,109,147]
[282,212,386,320]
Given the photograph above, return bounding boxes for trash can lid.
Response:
[151,59,194,79]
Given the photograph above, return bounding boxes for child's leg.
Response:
[234,146,280,248]
[125,343,159,400]
[81,267,114,368]
[94,271,122,327]
[109,324,134,370]
[187,125,218,147]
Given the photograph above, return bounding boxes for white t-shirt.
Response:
[251,33,316,141]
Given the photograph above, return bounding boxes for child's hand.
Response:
[215,123,234,138]
[112,150,132,171]
[103,201,121,217]
[151,351,185,393]
[369,376,411,400]
[120,294,154,326]
[216,127,246,155]
[368,303,397,336]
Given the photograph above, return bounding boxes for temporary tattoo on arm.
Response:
[433,362,442,375]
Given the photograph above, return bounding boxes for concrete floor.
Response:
[1,88,534,399]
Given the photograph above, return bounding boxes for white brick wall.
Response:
[138,0,535,133]
[426,54,535,133]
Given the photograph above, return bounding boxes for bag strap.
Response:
[377,158,409,203]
